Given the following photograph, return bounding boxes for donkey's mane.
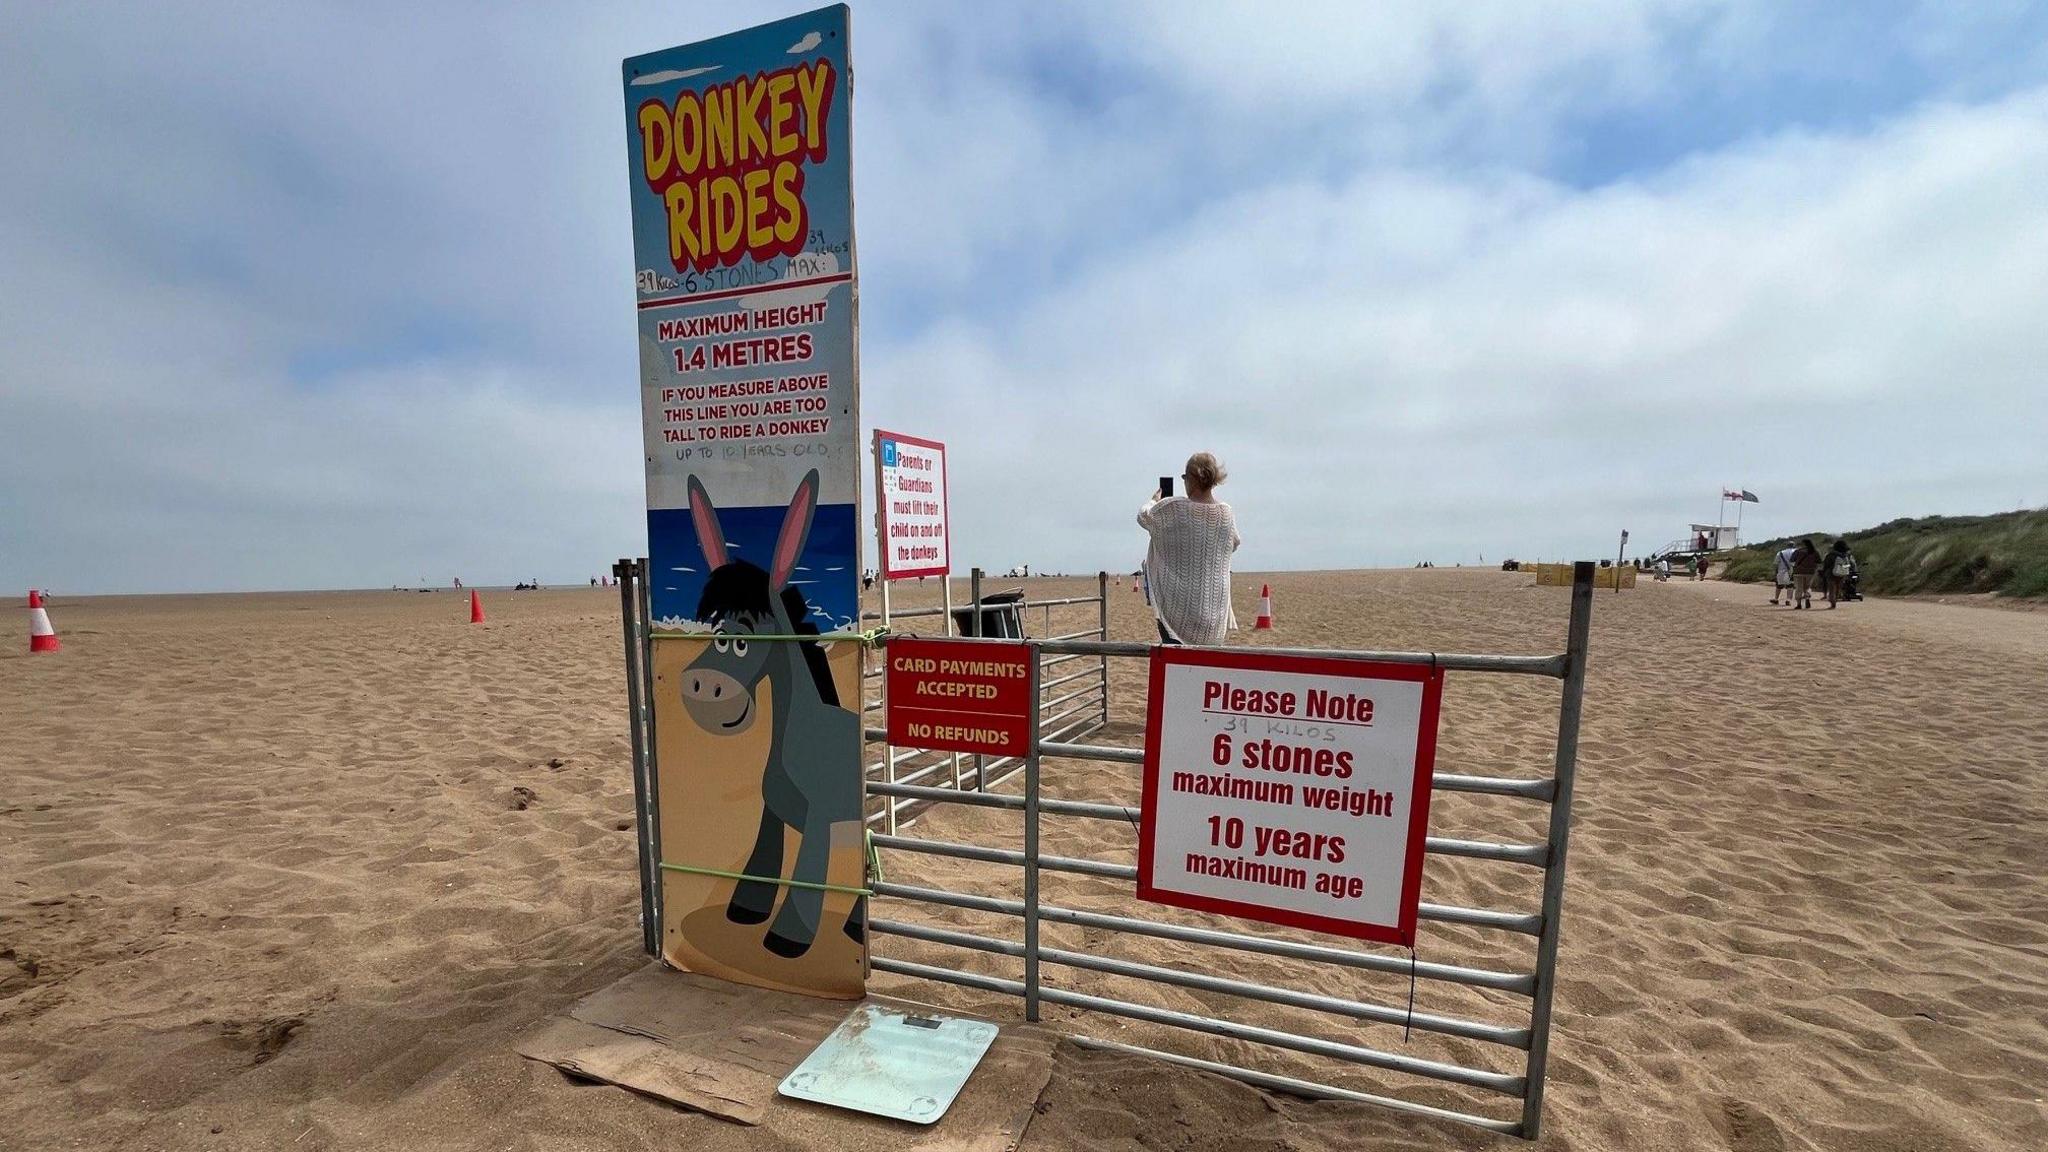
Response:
[697,559,777,624]
[780,585,840,709]
[695,558,838,708]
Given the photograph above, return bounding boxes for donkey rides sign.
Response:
[1137,649,1443,946]
[624,6,864,997]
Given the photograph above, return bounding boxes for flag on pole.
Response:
[1722,489,1743,502]
[1739,490,1759,503]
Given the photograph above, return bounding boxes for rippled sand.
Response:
[4,572,2044,1150]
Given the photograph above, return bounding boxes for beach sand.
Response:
[4,572,2045,1150]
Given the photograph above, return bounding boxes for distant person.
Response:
[1655,556,1671,582]
[1138,452,1240,645]
[1825,540,1857,608]
[1790,538,1822,608]
[1772,544,1798,605]
[1694,553,1709,581]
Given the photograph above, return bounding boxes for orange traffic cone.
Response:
[1253,584,1273,630]
[469,589,485,624]
[28,589,60,653]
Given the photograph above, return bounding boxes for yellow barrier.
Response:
[1533,564,1633,589]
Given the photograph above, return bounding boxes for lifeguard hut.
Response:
[1691,523,1740,551]
[1652,524,1737,561]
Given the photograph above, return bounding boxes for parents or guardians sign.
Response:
[874,430,949,579]
[1137,649,1443,945]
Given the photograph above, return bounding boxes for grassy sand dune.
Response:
[1717,508,2048,598]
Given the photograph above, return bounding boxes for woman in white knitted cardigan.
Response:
[1138,452,1241,645]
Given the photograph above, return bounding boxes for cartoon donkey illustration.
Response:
[681,469,864,959]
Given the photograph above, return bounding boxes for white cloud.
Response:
[631,66,720,85]
[2,2,2044,590]
[867,87,2048,569]
[1082,0,1705,105]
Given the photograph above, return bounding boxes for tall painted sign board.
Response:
[624,5,863,997]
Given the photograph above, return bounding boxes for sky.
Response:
[3,1,2046,593]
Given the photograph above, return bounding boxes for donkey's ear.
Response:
[769,470,819,591]
[688,475,730,570]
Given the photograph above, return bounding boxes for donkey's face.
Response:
[682,610,778,733]
[677,469,820,737]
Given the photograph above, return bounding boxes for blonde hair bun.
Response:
[1185,452,1226,490]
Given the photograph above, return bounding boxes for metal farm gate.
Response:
[862,570,1112,833]
[616,560,1596,1139]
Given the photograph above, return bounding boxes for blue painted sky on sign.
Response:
[4,1,2047,591]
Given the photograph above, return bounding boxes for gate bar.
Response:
[1017,594,1109,609]
[1518,561,1596,1139]
[871,834,1133,881]
[635,559,663,955]
[872,881,1535,993]
[870,776,1133,821]
[1038,665,1103,693]
[1097,571,1111,731]
[1026,636,1566,677]
[870,831,1539,934]
[875,827,1541,875]
[909,635,1560,679]
[861,603,949,621]
[616,559,659,957]
[1039,680,1106,714]
[970,568,984,792]
[933,732,1553,804]
[1040,736,1558,803]
[1022,652,1043,1022]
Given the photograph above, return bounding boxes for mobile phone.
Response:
[1159,476,1174,497]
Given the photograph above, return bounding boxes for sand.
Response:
[4,572,2045,1151]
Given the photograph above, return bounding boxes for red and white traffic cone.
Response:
[1253,584,1273,630]
[469,589,485,624]
[28,590,61,653]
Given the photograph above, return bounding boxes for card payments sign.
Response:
[885,638,1034,758]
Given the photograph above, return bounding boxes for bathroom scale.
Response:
[776,1002,999,1124]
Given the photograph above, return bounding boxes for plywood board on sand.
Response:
[517,964,1052,1149]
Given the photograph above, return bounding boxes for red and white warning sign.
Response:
[885,637,1034,758]
[875,429,949,579]
[1137,648,1443,945]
